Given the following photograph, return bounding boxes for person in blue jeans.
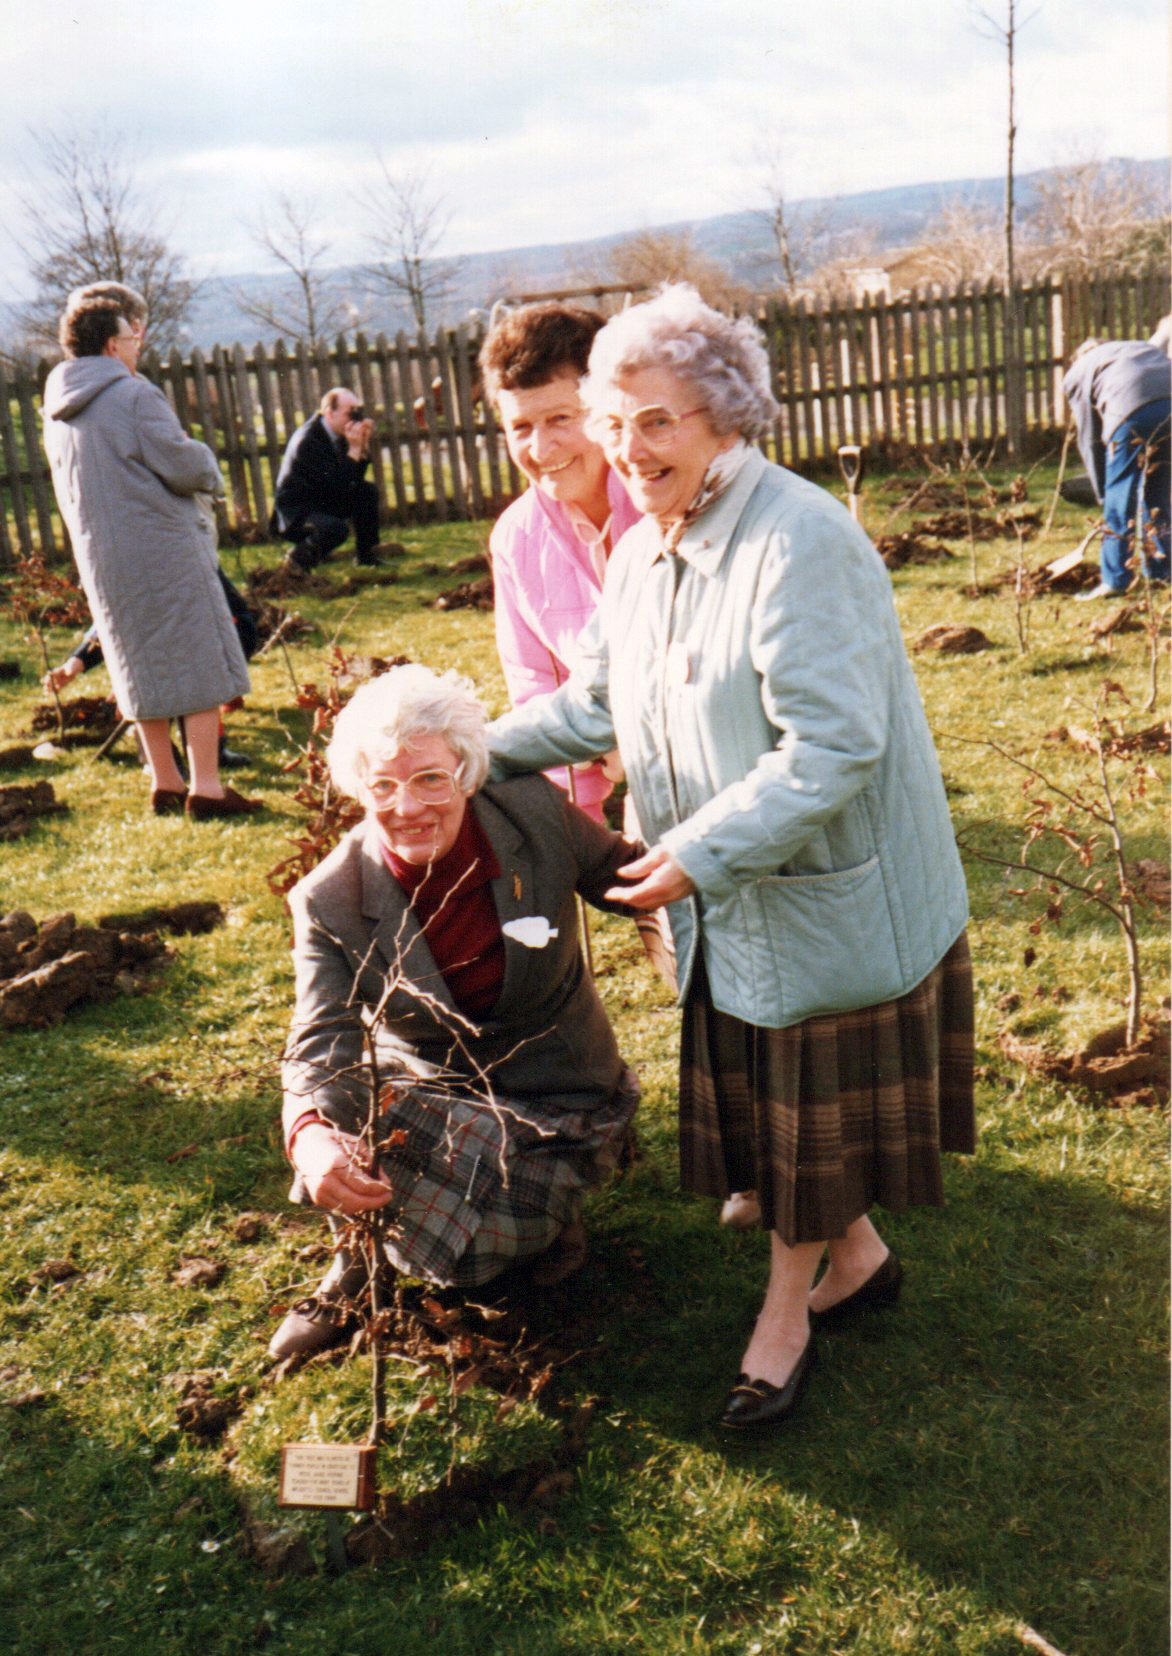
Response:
[1063,336,1170,598]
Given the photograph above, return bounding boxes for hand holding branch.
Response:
[43,656,84,696]
[292,1122,393,1213]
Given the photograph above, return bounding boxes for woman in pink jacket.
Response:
[480,304,641,824]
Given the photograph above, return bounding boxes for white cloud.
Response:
[0,0,1165,294]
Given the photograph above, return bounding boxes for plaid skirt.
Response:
[374,1068,640,1288]
[679,931,975,1245]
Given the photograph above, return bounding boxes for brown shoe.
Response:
[268,1294,357,1361]
[531,1219,588,1286]
[151,787,188,816]
[186,787,263,821]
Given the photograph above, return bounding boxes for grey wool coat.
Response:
[42,357,250,720]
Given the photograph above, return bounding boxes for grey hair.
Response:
[326,664,489,800]
[581,283,779,438]
[66,282,148,326]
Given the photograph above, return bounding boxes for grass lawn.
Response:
[0,463,1167,1656]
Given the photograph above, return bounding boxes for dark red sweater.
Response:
[382,806,505,1018]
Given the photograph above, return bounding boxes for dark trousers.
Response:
[1102,398,1170,590]
[288,480,380,564]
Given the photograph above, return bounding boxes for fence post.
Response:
[395,332,428,518]
[232,342,267,526]
[373,334,409,524]
[453,322,485,518]
[16,364,57,561]
[433,326,467,517]
[0,360,33,561]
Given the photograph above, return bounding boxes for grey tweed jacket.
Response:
[281,775,635,1142]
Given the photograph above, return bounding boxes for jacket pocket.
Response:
[748,853,905,1021]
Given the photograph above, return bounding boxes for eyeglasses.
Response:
[589,405,707,451]
[363,767,458,808]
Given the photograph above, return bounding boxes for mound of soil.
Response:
[919,506,1041,543]
[346,1399,596,1564]
[0,661,21,680]
[171,1370,243,1441]
[28,696,120,745]
[96,900,224,936]
[1047,720,1170,759]
[432,575,493,611]
[0,781,66,842]
[993,556,1100,598]
[875,531,955,569]
[998,1011,1170,1107]
[0,746,38,772]
[252,599,313,649]
[913,623,993,654]
[0,909,173,1028]
[249,565,401,602]
[446,552,490,576]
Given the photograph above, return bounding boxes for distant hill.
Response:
[5,158,1166,353]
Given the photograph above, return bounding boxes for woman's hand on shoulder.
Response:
[291,1123,393,1213]
[603,844,695,910]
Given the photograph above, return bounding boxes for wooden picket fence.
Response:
[1,267,1167,566]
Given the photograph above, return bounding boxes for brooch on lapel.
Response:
[513,873,522,901]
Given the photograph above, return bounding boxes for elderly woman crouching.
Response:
[269,664,639,1361]
[487,286,975,1431]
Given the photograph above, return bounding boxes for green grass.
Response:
[0,466,1167,1656]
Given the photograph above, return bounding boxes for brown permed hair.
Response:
[479,303,605,401]
[59,296,131,359]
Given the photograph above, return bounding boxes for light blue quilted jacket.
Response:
[488,448,968,1028]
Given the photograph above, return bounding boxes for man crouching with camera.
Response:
[271,386,382,572]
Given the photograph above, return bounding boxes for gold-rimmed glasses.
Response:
[363,767,458,809]
[589,404,707,450]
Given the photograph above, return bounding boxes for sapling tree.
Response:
[952,681,1158,1047]
[3,552,89,741]
[283,886,557,1455]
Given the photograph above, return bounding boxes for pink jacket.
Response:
[490,471,641,820]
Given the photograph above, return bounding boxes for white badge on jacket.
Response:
[502,916,559,949]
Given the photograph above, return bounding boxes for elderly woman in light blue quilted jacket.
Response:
[487,284,974,1434]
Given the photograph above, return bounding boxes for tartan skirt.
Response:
[679,931,975,1246]
[375,1067,640,1288]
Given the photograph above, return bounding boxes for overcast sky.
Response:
[0,0,1166,298]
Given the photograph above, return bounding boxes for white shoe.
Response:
[1074,582,1127,602]
[720,1190,762,1229]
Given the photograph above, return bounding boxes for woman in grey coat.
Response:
[42,283,258,818]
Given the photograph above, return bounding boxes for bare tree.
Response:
[358,158,464,333]
[1029,156,1168,279]
[904,198,1010,286]
[13,123,196,354]
[231,194,355,347]
[973,0,1037,458]
[751,131,831,296]
[573,229,747,313]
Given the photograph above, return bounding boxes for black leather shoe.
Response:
[283,544,314,576]
[809,1250,902,1332]
[717,1339,815,1431]
[217,744,251,770]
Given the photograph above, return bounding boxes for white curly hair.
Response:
[581,283,779,438]
[326,664,489,800]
